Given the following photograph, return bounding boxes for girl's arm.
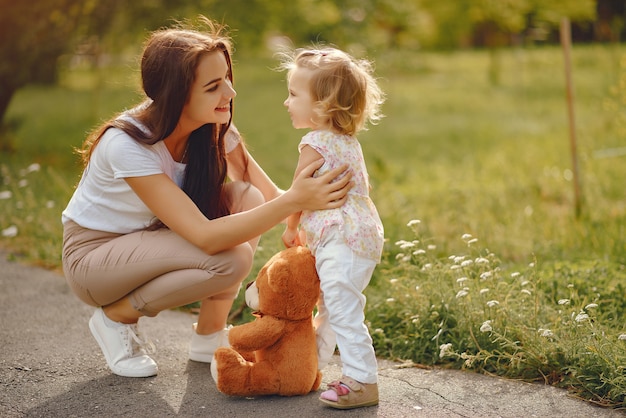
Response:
[282,145,323,247]
[125,158,349,255]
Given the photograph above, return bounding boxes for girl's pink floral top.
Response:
[299,130,384,262]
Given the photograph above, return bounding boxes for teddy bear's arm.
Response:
[229,316,286,352]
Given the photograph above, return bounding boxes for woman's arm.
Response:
[125,159,350,255]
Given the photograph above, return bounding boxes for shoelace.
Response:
[126,324,156,356]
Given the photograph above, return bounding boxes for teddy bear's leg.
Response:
[311,370,323,392]
[211,348,256,383]
[212,348,280,396]
[211,347,248,388]
[243,361,280,395]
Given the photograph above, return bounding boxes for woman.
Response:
[61,18,351,378]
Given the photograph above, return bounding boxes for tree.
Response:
[0,1,140,131]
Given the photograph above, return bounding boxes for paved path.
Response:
[1,252,624,417]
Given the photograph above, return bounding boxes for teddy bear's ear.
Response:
[265,252,292,293]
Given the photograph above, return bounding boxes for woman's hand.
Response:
[288,159,352,211]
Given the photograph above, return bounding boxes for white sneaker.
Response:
[89,308,158,378]
[188,322,230,363]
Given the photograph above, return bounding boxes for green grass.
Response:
[1,44,625,407]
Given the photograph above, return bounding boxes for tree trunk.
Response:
[0,82,17,152]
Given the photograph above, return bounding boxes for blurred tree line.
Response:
[0,0,622,131]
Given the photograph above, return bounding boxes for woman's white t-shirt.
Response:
[62,120,240,234]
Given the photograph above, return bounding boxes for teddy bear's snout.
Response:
[245,280,260,310]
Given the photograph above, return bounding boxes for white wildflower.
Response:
[407,219,421,228]
[480,320,493,333]
[373,328,384,335]
[0,190,12,199]
[475,257,489,264]
[422,263,432,270]
[453,256,465,263]
[486,300,499,308]
[26,163,41,173]
[479,271,492,280]
[539,329,554,338]
[524,205,533,216]
[17,179,28,188]
[439,343,454,358]
[584,303,598,310]
[46,200,55,209]
[461,352,474,367]
[558,299,570,305]
[456,277,468,284]
[456,289,469,298]
[395,253,405,260]
[510,272,521,278]
[390,278,398,284]
[1,225,18,237]
[461,233,473,241]
[461,260,474,267]
[413,249,426,256]
[386,298,395,303]
[567,284,574,289]
[415,285,420,291]
[529,262,535,268]
[480,288,490,295]
[575,312,590,322]
[395,240,408,246]
[521,280,530,287]
[618,334,626,341]
[467,238,478,245]
[399,241,415,249]
[521,289,532,295]
[450,265,461,270]
[427,244,437,251]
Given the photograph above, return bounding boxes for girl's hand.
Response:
[282,227,301,248]
[289,159,352,211]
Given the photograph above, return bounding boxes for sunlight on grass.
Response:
[367,219,625,407]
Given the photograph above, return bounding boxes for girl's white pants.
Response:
[313,227,378,384]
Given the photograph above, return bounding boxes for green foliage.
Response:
[368,220,626,407]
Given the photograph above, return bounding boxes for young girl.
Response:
[280,47,385,409]
[61,19,352,379]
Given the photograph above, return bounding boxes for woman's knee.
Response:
[225,181,265,213]
[204,243,254,282]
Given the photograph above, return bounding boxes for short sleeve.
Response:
[101,130,164,179]
[225,124,241,153]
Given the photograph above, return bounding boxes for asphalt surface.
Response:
[1,251,624,418]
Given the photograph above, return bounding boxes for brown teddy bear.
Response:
[210,246,322,396]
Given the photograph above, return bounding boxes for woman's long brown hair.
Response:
[78,17,233,222]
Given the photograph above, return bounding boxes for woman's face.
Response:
[180,51,236,131]
[283,66,322,130]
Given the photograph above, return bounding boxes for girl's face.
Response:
[180,51,236,131]
[283,67,322,130]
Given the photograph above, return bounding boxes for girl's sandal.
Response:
[319,376,379,410]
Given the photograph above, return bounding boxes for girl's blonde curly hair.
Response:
[278,47,385,136]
